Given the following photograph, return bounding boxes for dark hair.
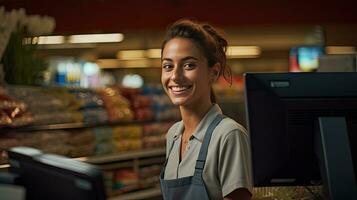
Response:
[161,19,232,103]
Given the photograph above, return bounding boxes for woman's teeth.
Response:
[171,86,189,92]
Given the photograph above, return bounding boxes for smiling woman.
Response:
[161,37,213,107]
[159,19,252,200]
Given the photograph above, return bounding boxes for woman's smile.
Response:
[169,85,192,95]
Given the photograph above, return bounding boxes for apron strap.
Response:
[193,114,225,180]
[161,114,225,181]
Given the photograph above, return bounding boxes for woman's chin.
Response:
[171,100,187,106]
[170,97,189,106]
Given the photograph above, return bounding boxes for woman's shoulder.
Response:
[166,120,183,139]
[216,115,248,136]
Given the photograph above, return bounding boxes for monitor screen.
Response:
[244,72,357,188]
[7,146,106,200]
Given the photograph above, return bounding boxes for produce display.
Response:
[0,84,179,159]
[0,129,96,164]
[0,84,179,197]
[143,85,180,121]
[0,85,179,127]
[97,87,134,122]
[105,164,162,196]
[6,85,82,125]
[69,88,108,124]
[0,88,33,127]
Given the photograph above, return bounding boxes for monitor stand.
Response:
[315,117,357,200]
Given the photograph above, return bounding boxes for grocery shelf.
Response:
[0,148,166,168]
[108,187,162,200]
[79,148,166,164]
[0,120,167,132]
[98,160,134,170]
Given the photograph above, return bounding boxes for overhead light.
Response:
[226,46,261,58]
[22,37,33,45]
[68,33,124,44]
[96,59,120,69]
[116,49,162,60]
[23,35,65,45]
[26,33,124,46]
[326,46,356,55]
[38,35,65,44]
[117,50,146,60]
[147,49,162,58]
[122,74,144,88]
[97,58,155,68]
[0,164,10,169]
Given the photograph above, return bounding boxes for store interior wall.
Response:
[2,0,357,124]
[32,24,357,82]
[2,0,357,79]
[2,0,357,33]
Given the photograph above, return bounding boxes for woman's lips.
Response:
[169,85,192,95]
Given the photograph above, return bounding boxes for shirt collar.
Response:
[172,104,223,142]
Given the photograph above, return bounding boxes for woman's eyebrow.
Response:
[181,56,198,61]
[161,56,198,62]
[161,58,173,62]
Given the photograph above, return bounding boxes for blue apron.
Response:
[160,114,225,200]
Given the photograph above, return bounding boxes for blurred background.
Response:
[0,0,356,199]
[2,0,357,85]
[2,0,357,122]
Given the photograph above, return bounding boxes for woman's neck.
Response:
[180,101,213,135]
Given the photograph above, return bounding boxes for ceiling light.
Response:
[116,50,146,60]
[0,164,10,169]
[326,46,356,55]
[96,59,120,69]
[146,49,162,58]
[227,46,261,58]
[122,74,144,88]
[68,33,124,44]
[37,35,65,44]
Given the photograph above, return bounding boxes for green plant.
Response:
[1,32,47,85]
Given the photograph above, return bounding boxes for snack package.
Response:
[68,88,104,109]
[112,125,142,140]
[114,139,142,152]
[67,129,95,145]
[0,92,33,127]
[92,127,113,143]
[68,142,95,157]
[97,87,134,122]
[95,141,117,155]
[81,107,109,124]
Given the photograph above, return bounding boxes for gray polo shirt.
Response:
[164,104,253,199]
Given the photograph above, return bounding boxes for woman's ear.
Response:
[211,63,221,82]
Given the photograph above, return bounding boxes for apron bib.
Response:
[160,114,224,200]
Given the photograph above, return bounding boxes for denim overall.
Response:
[160,114,224,200]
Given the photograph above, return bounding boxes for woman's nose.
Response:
[171,66,183,81]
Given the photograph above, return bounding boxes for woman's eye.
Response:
[162,64,173,70]
[184,63,195,69]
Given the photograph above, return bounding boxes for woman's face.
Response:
[161,37,216,107]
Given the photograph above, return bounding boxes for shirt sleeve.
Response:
[218,129,253,197]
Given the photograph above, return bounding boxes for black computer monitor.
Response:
[244,72,357,199]
[7,146,106,200]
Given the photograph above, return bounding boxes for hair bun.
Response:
[202,24,227,53]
